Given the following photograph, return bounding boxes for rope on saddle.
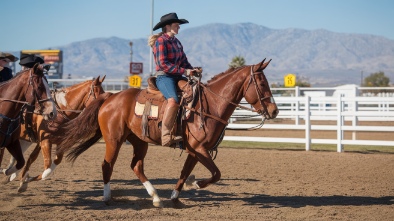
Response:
[141,101,152,138]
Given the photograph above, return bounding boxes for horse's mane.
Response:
[206,65,247,85]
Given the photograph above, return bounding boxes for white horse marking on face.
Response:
[55,91,68,107]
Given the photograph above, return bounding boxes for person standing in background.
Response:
[0,52,19,82]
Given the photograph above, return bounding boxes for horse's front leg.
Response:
[39,139,57,180]
[172,148,221,201]
[2,140,30,181]
[3,140,25,176]
[129,138,162,207]
[171,153,198,202]
[18,143,41,192]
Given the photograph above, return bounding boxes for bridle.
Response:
[86,81,102,104]
[199,65,275,122]
[243,65,275,119]
[30,71,54,109]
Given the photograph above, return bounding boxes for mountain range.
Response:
[21,23,394,86]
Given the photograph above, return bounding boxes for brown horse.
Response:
[0,64,57,176]
[54,59,278,207]
[3,76,106,192]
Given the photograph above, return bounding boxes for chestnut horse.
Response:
[2,76,106,192]
[0,64,57,177]
[54,59,278,207]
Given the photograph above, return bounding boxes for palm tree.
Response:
[229,56,245,69]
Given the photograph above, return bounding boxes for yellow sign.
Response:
[284,74,296,87]
[129,75,142,88]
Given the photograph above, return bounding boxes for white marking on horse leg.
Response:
[143,181,162,207]
[103,183,111,202]
[192,181,200,189]
[184,175,201,190]
[9,171,19,181]
[170,190,180,200]
[42,162,57,180]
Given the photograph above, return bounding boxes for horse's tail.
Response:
[53,92,113,163]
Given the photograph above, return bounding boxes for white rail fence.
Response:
[227,95,394,152]
[48,79,394,152]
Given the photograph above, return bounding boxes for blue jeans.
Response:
[156,74,186,103]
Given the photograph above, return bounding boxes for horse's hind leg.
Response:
[101,139,122,204]
[128,135,162,207]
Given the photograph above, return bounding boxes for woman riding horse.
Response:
[148,12,200,146]
[52,58,278,207]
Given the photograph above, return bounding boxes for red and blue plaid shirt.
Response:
[153,33,193,75]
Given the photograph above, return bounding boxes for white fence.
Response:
[48,79,394,152]
[227,95,394,152]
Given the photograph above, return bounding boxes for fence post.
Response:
[295,86,300,125]
[352,87,358,140]
[305,96,311,151]
[337,95,344,152]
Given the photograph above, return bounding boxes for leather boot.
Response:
[161,103,182,146]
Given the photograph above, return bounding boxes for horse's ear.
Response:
[260,58,272,71]
[100,75,106,83]
[93,76,99,84]
[253,58,266,72]
[32,63,40,73]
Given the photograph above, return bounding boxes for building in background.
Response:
[20,50,63,79]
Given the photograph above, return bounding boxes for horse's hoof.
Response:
[185,175,196,190]
[18,182,28,193]
[153,200,164,208]
[171,198,187,208]
[104,199,112,206]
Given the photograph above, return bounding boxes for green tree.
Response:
[229,56,245,69]
[362,71,390,87]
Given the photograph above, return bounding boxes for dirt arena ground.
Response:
[0,138,393,220]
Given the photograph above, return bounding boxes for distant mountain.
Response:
[38,23,394,86]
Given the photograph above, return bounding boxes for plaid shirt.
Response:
[153,33,193,75]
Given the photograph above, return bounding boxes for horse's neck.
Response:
[0,73,29,117]
[203,69,248,118]
[0,74,28,101]
[55,82,90,112]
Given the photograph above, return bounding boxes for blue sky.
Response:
[2,0,393,51]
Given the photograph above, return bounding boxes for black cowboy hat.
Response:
[19,54,45,68]
[0,52,19,62]
[153,12,189,31]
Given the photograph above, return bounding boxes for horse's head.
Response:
[29,63,57,120]
[243,59,278,119]
[84,75,106,107]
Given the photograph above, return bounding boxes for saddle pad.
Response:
[135,102,159,119]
